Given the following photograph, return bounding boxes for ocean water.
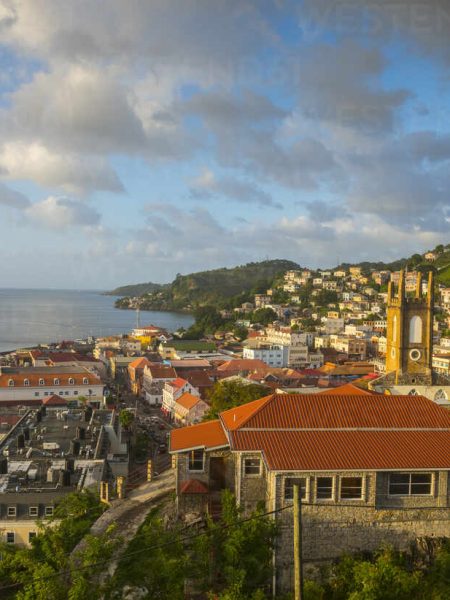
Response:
[0,289,194,353]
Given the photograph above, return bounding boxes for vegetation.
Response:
[104,282,166,297]
[107,491,276,600]
[114,260,300,312]
[300,543,450,600]
[119,409,135,430]
[0,490,117,600]
[204,380,270,420]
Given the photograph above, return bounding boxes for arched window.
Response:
[54,378,60,385]
[39,379,44,386]
[408,389,418,396]
[8,379,14,387]
[409,316,422,343]
[24,379,30,386]
[68,378,74,385]
[83,377,88,385]
[434,389,448,403]
[392,315,397,343]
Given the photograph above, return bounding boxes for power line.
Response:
[0,503,291,592]
[4,491,450,592]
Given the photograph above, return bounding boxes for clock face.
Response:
[409,349,421,361]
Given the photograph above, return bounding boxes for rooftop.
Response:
[171,392,450,472]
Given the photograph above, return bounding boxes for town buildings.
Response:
[0,404,128,546]
[0,366,104,406]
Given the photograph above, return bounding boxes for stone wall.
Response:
[261,469,450,595]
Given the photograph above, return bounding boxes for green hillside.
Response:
[105,282,166,296]
[114,259,299,311]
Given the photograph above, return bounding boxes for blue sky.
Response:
[0,0,449,289]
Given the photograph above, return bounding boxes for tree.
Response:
[119,409,135,430]
[251,308,277,326]
[204,380,270,420]
[233,325,248,341]
[106,508,186,599]
[192,491,276,598]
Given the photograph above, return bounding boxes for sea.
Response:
[0,289,194,353]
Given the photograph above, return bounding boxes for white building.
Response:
[0,367,104,405]
[243,345,286,368]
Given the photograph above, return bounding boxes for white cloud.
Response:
[25,196,100,229]
[0,142,123,194]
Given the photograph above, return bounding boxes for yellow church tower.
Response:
[385,270,434,385]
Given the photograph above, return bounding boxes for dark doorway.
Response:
[209,457,226,491]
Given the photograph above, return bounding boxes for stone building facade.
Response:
[171,392,450,596]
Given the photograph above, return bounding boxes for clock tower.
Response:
[385,270,434,385]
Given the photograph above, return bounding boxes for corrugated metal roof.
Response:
[232,430,450,471]
[238,394,450,430]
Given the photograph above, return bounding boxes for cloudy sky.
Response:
[0,1,450,289]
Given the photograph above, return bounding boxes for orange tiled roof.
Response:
[169,377,189,389]
[43,394,66,406]
[146,364,177,379]
[128,357,152,370]
[170,419,228,452]
[220,395,273,431]
[0,370,101,388]
[171,392,450,471]
[318,383,375,396]
[180,479,209,494]
[176,392,201,411]
[217,359,268,372]
[231,429,450,471]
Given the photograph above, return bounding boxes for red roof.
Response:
[43,394,66,406]
[171,420,228,452]
[318,383,375,396]
[169,377,189,389]
[171,392,450,472]
[128,357,152,370]
[180,479,209,494]
[231,430,450,471]
[176,392,201,411]
[217,359,268,372]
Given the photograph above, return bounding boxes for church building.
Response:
[370,270,450,404]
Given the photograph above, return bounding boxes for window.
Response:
[65,391,69,395]
[39,378,44,386]
[7,506,16,517]
[54,378,60,385]
[83,377,89,385]
[6,532,14,544]
[435,389,448,403]
[44,506,54,517]
[24,379,30,386]
[34,392,40,397]
[74,391,78,395]
[389,473,432,496]
[317,477,333,500]
[28,531,37,543]
[409,316,422,344]
[8,379,14,387]
[244,458,261,476]
[188,449,204,472]
[68,378,74,385]
[284,478,306,501]
[340,477,363,500]
[29,506,38,517]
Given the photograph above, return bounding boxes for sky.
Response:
[0,1,450,289]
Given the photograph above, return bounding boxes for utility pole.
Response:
[293,483,304,600]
